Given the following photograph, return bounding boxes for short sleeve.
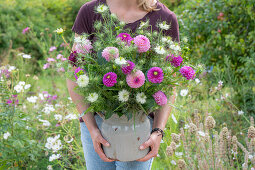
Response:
[165,13,179,42]
[72,4,93,35]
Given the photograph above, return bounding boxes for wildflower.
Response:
[179,66,196,80]
[22,27,30,34]
[138,21,149,29]
[64,136,74,143]
[64,113,77,120]
[54,114,63,121]
[116,33,133,45]
[166,54,183,67]
[27,96,38,103]
[175,152,183,157]
[126,70,145,88]
[114,57,127,65]
[102,47,119,61]
[133,35,151,53]
[22,54,31,59]
[248,126,255,138]
[77,75,89,87]
[87,93,99,103]
[97,4,108,13]
[171,133,180,143]
[154,46,166,54]
[153,91,168,106]
[33,75,39,80]
[180,89,188,96]
[195,78,200,84]
[56,54,63,59]
[49,46,57,52]
[103,72,117,87]
[14,84,24,93]
[136,92,147,104]
[205,116,216,130]
[170,160,177,165]
[49,154,61,162]
[43,63,50,69]
[147,67,164,83]
[42,104,55,114]
[57,67,65,72]
[178,159,186,170]
[8,66,16,72]
[55,28,64,34]
[75,39,93,54]
[182,36,188,43]
[68,51,78,66]
[158,21,170,30]
[39,119,51,126]
[47,165,53,170]
[238,110,244,115]
[218,80,223,86]
[118,89,129,102]
[3,132,11,139]
[121,60,135,75]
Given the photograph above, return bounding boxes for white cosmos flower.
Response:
[77,75,89,87]
[27,96,38,103]
[136,92,147,104]
[3,132,11,139]
[162,37,168,43]
[39,119,51,126]
[18,81,25,86]
[8,66,16,72]
[49,154,61,162]
[54,114,63,121]
[154,46,166,54]
[159,21,170,30]
[115,57,127,65]
[238,110,244,115]
[195,78,200,84]
[170,160,177,165]
[24,84,31,89]
[22,54,31,59]
[180,89,188,97]
[87,93,98,103]
[118,89,129,102]
[14,84,24,93]
[97,4,108,13]
[64,113,78,120]
[42,104,55,114]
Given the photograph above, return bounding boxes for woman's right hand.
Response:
[90,128,115,162]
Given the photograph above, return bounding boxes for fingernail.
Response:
[106,142,110,147]
[140,146,144,150]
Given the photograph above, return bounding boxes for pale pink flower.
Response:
[126,70,145,88]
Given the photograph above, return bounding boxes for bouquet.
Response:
[59,4,199,120]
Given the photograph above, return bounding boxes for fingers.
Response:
[94,143,115,162]
[136,150,158,162]
[140,138,153,150]
[98,136,110,147]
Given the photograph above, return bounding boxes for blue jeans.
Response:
[80,114,154,170]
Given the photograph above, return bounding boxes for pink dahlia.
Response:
[153,91,168,106]
[74,67,85,80]
[179,66,196,80]
[121,60,135,75]
[102,47,119,61]
[75,39,93,54]
[126,70,145,88]
[166,54,183,67]
[117,33,133,45]
[133,35,151,53]
[147,67,164,83]
[103,72,117,87]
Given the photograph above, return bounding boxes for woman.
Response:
[67,0,179,169]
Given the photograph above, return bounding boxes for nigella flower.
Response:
[74,67,85,80]
[68,51,78,66]
[102,47,119,61]
[153,91,168,106]
[87,93,99,103]
[126,70,145,88]
[118,89,129,102]
[116,33,133,45]
[133,35,151,53]
[22,27,30,34]
[147,67,164,83]
[166,54,183,67]
[121,60,135,75]
[179,66,196,80]
[103,72,117,87]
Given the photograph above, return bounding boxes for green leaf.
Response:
[97,50,107,65]
[105,111,114,119]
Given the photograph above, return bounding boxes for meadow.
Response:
[1,0,254,169]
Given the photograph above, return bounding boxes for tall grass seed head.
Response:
[248,126,255,138]
[178,159,186,170]
[171,133,181,143]
[170,141,177,151]
[166,146,174,156]
[189,123,197,134]
[221,127,229,140]
[205,116,216,130]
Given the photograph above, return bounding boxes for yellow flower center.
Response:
[107,75,110,79]
[154,71,158,76]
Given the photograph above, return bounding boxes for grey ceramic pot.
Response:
[98,113,151,162]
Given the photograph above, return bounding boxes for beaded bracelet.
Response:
[151,128,165,139]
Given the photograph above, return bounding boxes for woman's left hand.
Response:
[136,132,162,162]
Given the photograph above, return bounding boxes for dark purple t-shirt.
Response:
[72,0,179,42]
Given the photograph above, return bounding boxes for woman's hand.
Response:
[90,128,115,162]
[136,132,162,162]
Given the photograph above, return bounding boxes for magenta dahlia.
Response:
[166,54,183,67]
[153,91,168,106]
[147,67,164,83]
[179,66,196,80]
[117,33,133,45]
[133,35,151,53]
[74,67,85,80]
[126,70,145,88]
[103,72,117,87]
[102,47,119,61]
[68,51,78,66]
[122,60,135,75]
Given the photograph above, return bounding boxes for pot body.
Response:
[98,113,151,162]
